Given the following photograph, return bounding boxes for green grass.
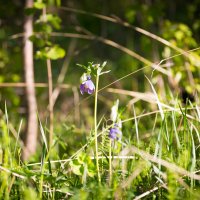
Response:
[1,50,200,199]
[1,77,200,199]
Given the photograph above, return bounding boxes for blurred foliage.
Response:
[30,1,66,60]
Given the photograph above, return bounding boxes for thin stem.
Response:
[109,139,112,186]
[39,146,52,199]
[94,74,101,183]
[133,104,139,145]
[39,168,44,199]
[47,59,53,149]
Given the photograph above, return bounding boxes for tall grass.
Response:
[1,58,200,199]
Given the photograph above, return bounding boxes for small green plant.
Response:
[78,61,110,183]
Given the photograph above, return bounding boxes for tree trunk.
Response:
[22,0,38,160]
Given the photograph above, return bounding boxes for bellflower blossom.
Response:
[80,75,95,95]
[109,123,122,140]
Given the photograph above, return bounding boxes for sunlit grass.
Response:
[1,54,200,199]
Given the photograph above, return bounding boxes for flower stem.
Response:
[109,139,112,186]
[94,73,101,183]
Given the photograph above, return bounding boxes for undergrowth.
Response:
[1,54,200,200]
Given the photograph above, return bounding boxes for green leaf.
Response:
[34,23,52,34]
[87,168,95,177]
[34,2,45,9]
[80,73,88,83]
[46,14,61,29]
[35,49,47,60]
[29,35,46,47]
[23,187,39,200]
[77,64,88,70]
[69,160,82,176]
[46,45,66,60]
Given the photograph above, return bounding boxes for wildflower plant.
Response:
[78,62,110,95]
[109,99,122,141]
[107,99,122,185]
[78,61,110,183]
[69,152,96,185]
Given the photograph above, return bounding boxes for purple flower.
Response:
[109,124,122,140]
[80,76,95,95]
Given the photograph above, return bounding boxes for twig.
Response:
[94,73,101,183]
[0,82,71,88]
[133,186,159,200]
[59,7,199,60]
[72,86,80,125]
[0,166,26,179]
[109,139,112,186]
[47,59,53,148]
[130,146,200,180]
[51,39,77,107]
